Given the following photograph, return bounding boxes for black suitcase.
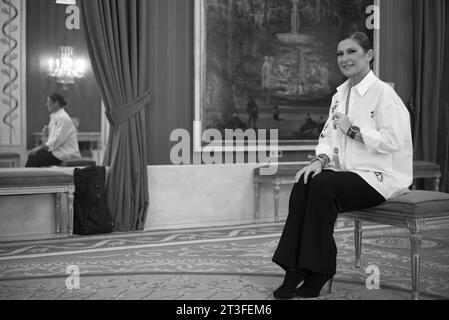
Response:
[73,166,114,235]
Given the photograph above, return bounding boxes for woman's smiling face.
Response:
[337,38,373,81]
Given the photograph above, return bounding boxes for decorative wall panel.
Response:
[0,0,25,147]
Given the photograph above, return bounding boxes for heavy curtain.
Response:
[80,0,150,230]
[413,0,449,192]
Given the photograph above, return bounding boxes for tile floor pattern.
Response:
[0,220,449,300]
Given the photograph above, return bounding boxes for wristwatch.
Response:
[310,154,329,167]
[346,126,361,139]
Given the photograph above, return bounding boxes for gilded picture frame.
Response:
[194,0,379,152]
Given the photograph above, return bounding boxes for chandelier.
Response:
[48,46,86,86]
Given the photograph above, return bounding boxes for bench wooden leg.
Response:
[254,181,260,222]
[55,193,62,234]
[273,181,280,223]
[408,219,425,300]
[354,220,362,268]
[434,178,440,192]
[67,187,75,237]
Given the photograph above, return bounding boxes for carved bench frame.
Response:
[0,184,75,237]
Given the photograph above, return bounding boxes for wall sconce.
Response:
[48,46,86,90]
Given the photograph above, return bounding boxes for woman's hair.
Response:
[339,31,374,69]
[49,92,68,107]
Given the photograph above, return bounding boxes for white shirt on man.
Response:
[316,71,413,200]
[45,108,81,161]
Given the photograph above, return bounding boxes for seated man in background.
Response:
[26,92,80,167]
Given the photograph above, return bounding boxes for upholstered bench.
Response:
[254,160,442,222]
[0,168,75,236]
[254,162,307,222]
[60,157,96,167]
[412,160,442,191]
[0,152,20,168]
[341,190,449,300]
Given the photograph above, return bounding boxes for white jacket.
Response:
[45,108,81,161]
[316,71,413,200]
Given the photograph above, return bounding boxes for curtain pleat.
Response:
[80,0,150,230]
[413,0,449,192]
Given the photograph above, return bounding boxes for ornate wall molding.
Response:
[0,0,25,148]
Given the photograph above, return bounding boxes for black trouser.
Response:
[25,150,62,167]
[272,170,385,276]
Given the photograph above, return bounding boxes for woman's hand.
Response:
[332,112,351,135]
[42,125,49,139]
[29,144,49,156]
[295,160,323,184]
[29,145,43,156]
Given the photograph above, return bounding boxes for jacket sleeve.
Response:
[315,105,335,161]
[360,90,410,154]
[45,118,72,151]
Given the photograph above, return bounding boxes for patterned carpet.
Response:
[0,219,449,300]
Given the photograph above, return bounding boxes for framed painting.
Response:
[194,0,379,152]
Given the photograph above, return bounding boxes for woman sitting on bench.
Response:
[272,32,413,299]
[26,92,81,167]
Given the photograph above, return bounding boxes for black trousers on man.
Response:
[272,170,385,276]
[25,150,62,167]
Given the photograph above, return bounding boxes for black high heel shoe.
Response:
[294,273,334,298]
[273,269,306,299]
